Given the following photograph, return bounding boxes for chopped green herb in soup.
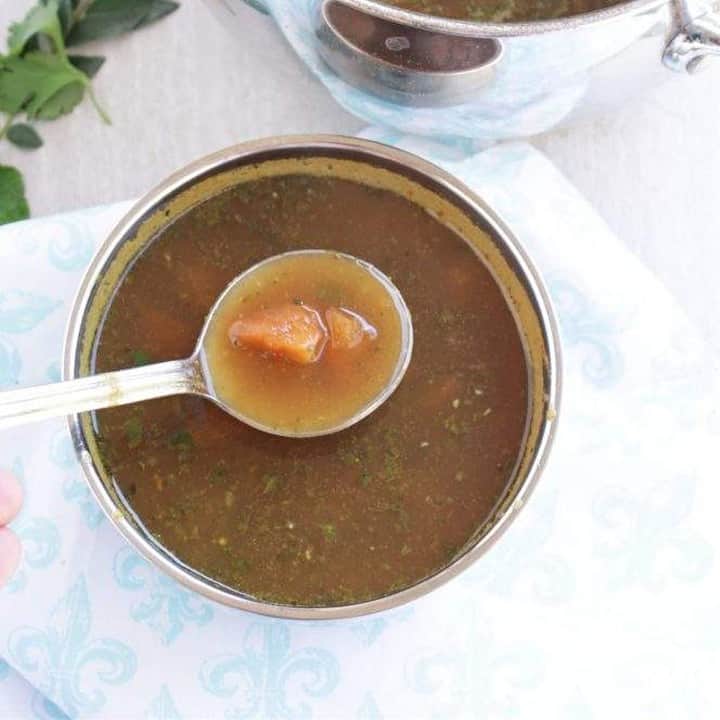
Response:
[93,172,528,606]
[385,0,619,21]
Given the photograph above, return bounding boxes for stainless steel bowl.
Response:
[209,0,720,140]
[63,135,561,619]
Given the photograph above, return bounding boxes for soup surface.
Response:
[94,171,528,606]
[384,0,619,21]
[204,251,405,435]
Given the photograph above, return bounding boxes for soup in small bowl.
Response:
[64,136,560,619]
[378,0,620,22]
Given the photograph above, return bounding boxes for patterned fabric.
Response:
[0,139,718,719]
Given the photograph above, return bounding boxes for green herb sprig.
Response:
[0,0,179,224]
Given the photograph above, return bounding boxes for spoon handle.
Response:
[0,359,198,430]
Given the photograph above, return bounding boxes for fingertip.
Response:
[0,469,23,526]
[0,528,21,588]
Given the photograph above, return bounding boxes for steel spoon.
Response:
[0,250,413,438]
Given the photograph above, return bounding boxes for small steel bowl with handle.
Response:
[207,0,720,142]
[64,135,561,619]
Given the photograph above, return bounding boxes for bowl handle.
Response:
[664,3,720,72]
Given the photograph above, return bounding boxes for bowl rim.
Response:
[273,0,668,38]
[63,134,562,620]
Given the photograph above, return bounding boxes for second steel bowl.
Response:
[207,0,720,141]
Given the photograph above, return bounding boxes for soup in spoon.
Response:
[203,250,409,436]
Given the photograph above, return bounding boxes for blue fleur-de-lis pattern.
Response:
[344,607,414,647]
[549,278,623,389]
[32,690,71,720]
[2,456,62,595]
[562,691,596,720]
[593,474,713,591]
[145,685,183,720]
[46,227,95,273]
[200,623,340,718]
[356,693,382,720]
[61,471,105,530]
[0,143,719,719]
[46,360,62,383]
[0,290,61,335]
[7,575,137,716]
[0,666,70,720]
[0,336,22,388]
[461,489,575,604]
[49,430,105,530]
[113,547,214,645]
[6,517,61,594]
[405,621,544,719]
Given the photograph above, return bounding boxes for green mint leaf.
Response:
[136,1,180,28]
[263,474,281,494]
[67,0,180,46]
[68,54,105,78]
[56,0,78,36]
[123,415,144,448]
[169,429,194,451]
[0,165,30,225]
[7,1,65,58]
[0,52,87,119]
[209,462,228,484]
[7,123,43,149]
[130,349,151,366]
[35,80,85,120]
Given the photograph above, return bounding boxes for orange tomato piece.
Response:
[325,307,377,351]
[228,303,328,364]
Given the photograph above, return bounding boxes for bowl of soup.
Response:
[63,135,560,619]
[210,0,715,140]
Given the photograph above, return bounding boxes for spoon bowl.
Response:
[0,250,413,436]
[198,249,414,437]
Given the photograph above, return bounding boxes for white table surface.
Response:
[1,0,719,354]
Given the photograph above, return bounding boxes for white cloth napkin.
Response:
[1,137,719,720]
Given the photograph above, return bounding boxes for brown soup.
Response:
[94,171,528,606]
[204,251,406,436]
[383,0,619,22]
